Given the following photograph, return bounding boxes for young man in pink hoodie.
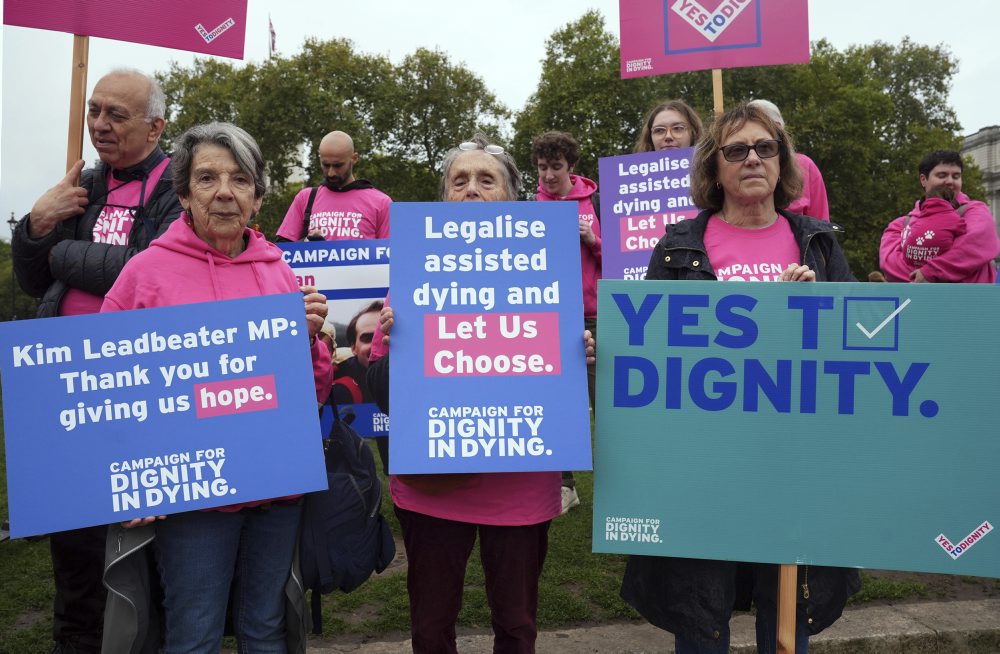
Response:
[531,130,601,514]
[880,150,1000,283]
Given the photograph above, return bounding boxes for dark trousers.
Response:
[395,506,550,654]
[50,525,107,652]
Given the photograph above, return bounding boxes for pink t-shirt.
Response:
[373,293,560,526]
[60,158,170,316]
[703,215,801,281]
[276,185,391,241]
[390,471,562,526]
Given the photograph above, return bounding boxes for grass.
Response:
[310,450,636,637]
[848,571,928,604]
[0,433,974,652]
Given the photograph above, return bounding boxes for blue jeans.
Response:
[155,503,301,654]
[674,612,810,654]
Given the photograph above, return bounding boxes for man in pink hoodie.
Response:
[880,150,999,283]
[531,130,600,514]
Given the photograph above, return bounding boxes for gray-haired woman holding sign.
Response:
[101,122,332,654]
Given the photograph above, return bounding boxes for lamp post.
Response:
[7,212,16,321]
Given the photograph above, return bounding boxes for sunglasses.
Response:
[459,142,505,155]
[358,332,374,344]
[719,139,781,162]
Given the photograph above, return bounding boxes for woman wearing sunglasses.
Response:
[619,103,859,653]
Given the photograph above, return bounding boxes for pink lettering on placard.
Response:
[618,211,698,252]
[424,312,561,377]
[194,375,278,418]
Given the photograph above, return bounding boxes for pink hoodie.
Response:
[535,174,602,318]
[786,153,830,221]
[880,192,999,284]
[102,217,333,509]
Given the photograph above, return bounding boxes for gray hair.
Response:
[439,133,523,200]
[747,99,784,128]
[107,68,166,121]
[171,122,267,199]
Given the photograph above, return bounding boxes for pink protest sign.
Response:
[620,0,809,77]
[3,0,248,59]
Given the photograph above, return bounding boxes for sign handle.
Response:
[66,34,90,172]
[712,68,724,116]
[776,563,798,653]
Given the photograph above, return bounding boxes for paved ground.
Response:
[304,598,1000,653]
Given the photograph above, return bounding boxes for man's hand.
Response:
[28,160,88,238]
[910,269,929,283]
[300,285,328,339]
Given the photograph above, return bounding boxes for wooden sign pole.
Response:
[776,563,798,653]
[66,34,90,172]
[712,68,724,116]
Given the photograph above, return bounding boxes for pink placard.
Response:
[4,0,248,59]
[423,312,562,378]
[620,0,809,77]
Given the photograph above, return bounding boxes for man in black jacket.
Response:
[12,67,183,653]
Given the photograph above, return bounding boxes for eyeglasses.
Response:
[719,139,781,162]
[459,142,505,155]
[358,332,374,344]
[651,124,688,137]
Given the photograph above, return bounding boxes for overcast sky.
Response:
[1,0,997,237]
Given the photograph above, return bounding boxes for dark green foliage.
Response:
[157,40,508,210]
[513,13,979,277]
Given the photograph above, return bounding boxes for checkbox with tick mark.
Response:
[842,297,908,351]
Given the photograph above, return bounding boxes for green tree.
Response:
[515,12,972,276]
[0,239,39,321]
[158,39,509,232]
[724,38,968,273]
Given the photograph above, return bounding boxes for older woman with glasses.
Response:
[100,122,331,654]
[634,99,704,152]
[619,103,859,654]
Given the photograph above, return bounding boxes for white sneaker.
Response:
[560,486,580,515]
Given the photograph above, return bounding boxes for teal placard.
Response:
[593,280,1000,577]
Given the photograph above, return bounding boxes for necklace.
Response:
[717,211,778,229]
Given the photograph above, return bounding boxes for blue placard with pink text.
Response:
[388,201,592,474]
[599,148,698,280]
[0,294,327,538]
[279,239,389,437]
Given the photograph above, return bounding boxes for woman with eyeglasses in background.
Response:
[634,99,704,152]
[619,103,860,654]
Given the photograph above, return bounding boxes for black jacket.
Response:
[644,208,855,283]
[620,208,860,646]
[12,148,183,317]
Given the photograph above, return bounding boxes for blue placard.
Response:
[598,149,698,280]
[0,294,328,538]
[388,201,592,474]
[279,239,389,437]
[593,281,1000,578]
